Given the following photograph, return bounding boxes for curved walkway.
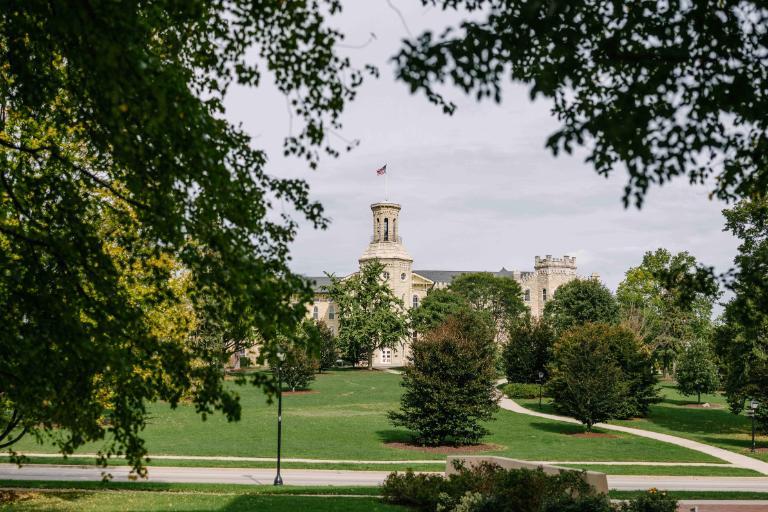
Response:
[499,396,768,475]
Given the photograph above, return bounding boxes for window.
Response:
[524,289,530,302]
[381,348,392,364]
[384,218,389,241]
[542,288,547,302]
[383,271,390,280]
[412,294,419,308]
[401,272,406,281]
[328,304,335,320]
[312,305,318,320]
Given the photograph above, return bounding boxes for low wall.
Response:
[445,456,609,494]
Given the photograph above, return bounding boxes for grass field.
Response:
[519,381,768,463]
[11,370,721,464]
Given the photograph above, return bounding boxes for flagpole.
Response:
[385,171,389,201]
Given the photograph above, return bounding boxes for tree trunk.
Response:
[368,350,373,370]
[697,390,701,404]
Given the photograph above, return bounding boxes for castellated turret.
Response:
[521,254,578,317]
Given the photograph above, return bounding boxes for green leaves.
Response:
[393,1,768,207]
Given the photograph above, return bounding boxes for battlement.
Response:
[534,254,577,270]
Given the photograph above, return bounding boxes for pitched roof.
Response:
[305,275,333,292]
[414,268,533,284]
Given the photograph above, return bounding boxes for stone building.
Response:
[306,200,586,366]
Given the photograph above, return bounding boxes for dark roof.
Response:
[414,269,533,284]
[305,275,333,292]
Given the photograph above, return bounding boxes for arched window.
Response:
[524,289,530,302]
[313,305,318,320]
[412,295,419,308]
[393,219,397,240]
[384,218,389,241]
[542,288,547,302]
[328,304,335,320]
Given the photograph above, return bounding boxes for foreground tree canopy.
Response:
[395,1,768,207]
[0,2,366,473]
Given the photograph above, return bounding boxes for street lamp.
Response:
[538,371,544,409]
[274,348,286,486]
[750,399,759,453]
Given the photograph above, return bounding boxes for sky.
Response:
[224,1,739,294]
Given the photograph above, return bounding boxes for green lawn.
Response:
[519,382,768,463]
[11,370,720,464]
[0,491,401,512]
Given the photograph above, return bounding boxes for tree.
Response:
[389,312,499,445]
[617,249,718,376]
[328,261,408,370]
[713,199,768,431]
[543,279,619,335]
[502,316,555,384]
[271,345,318,393]
[393,1,768,208]
[410,288,472,335]
[449,272,526,341]
[315,321,338,373]
[549,323,658,428]
[0,2,367,474]
[548,327,627,431]
[676,339,721,405]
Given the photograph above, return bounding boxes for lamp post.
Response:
[274,348,286,486]
[751,399,759,453]
[538,371,544,409]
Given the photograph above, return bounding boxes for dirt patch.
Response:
[385,441,504,454]
[682,403,723,409]
[282,390,319,395]
[0,490,33,505]
[747,447,768,454]
[568,432,619,439]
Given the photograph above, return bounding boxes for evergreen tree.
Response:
[315,321,338,373]
[676,339,721,404]
[389,312,499,445]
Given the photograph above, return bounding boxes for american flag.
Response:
[375,164,387,176]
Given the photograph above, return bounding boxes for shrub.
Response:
[388,311,499,446]
[277,348,317,391]
[618,489,677,512]
[381,464,677,512]
[503,317,555,383]
[504,383,547,399]
[315,321,338,373]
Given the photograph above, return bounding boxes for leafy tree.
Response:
[502,317,555,384]
[389,312,499,445]
[714,199,768,431]
[676,339,721,405]
[543,279,619,335]
[548,328,627,432]
[315,321,338,373]
[0,2,367,474]
[328,261,408,370]
[271,345,318,393]
[410,288,472,335]
[449,272,526,341]
[617,249,718,376]
[549,323,658,428]
[393,1,768,208]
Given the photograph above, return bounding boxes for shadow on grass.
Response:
[376,429,414,444]
[642,407,748,436]
[528,421,587,435]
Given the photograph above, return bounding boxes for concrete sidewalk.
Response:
[499,396,768,475]
[2,463,768,491]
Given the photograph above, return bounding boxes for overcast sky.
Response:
[224,1,739,294]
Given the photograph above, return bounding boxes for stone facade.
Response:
[306,200,589,366]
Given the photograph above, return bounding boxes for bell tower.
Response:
[359,201,413,308]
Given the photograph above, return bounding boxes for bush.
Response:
[381,464,677,512]
[503,317,555,383]
[315,321,337,373]
[388,311,499,446]
[504,383,547,399]
[277,348,317,391]
[618,489,677,512]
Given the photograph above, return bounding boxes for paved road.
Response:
[498,395,768,475]
[3,464,768,491]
